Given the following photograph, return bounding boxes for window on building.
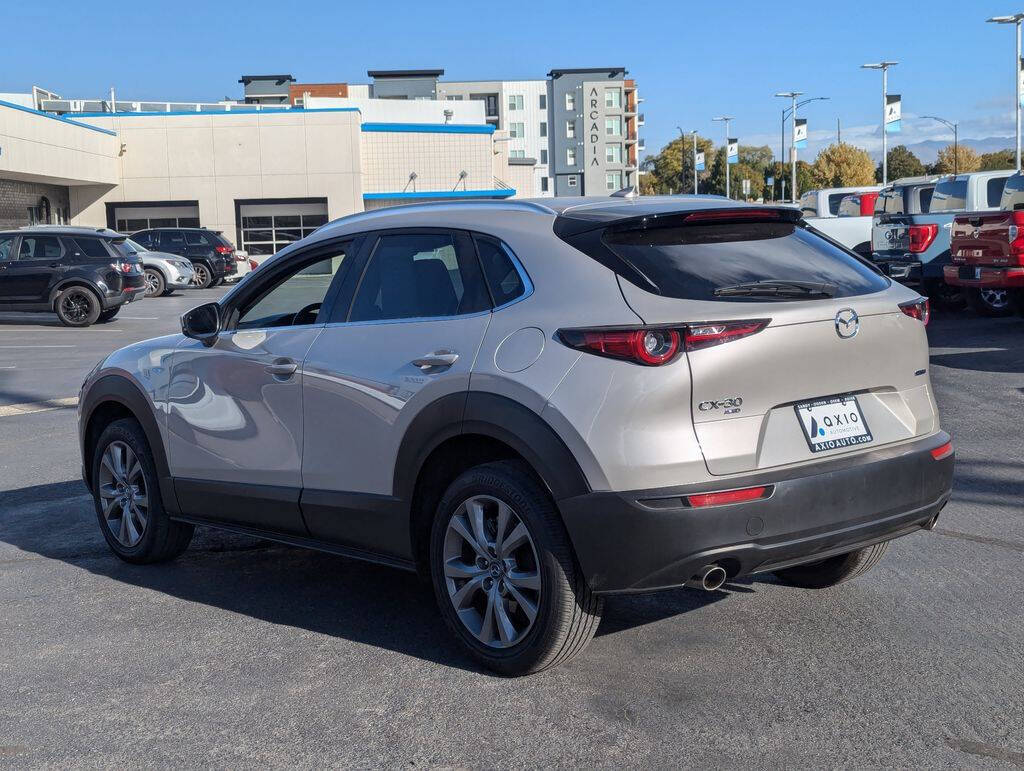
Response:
[540,149,548,164]
[567,176,577,188]
[606,171,623,191]
[510,149,525,159]
[605,88,622,109]
[510,122,524,138]
[565,120,575,138]
[539,94,547,110]
[508,94,524,111]
[539,121,547,137]
[541,177,549,192]
[445,95,464,101]
[605,117,621,136]
[566,148,577,166]
[565,92,575,111]
[241,212,329,256]
[606,144,622,163]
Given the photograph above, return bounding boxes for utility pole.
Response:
[861,61,898,185]
[922,116,959,175]
[712,116,733,198]
[837,117,841,144]
[987,14,1024,170]
[692,130,698,194]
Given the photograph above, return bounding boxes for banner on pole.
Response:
[794,119,808,149]
[885,94,901,133]
[727,138,738,164]
[694,151,705,171]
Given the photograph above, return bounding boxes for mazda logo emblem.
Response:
[835,308,859,339]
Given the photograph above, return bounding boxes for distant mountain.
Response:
[871,137,1015,164]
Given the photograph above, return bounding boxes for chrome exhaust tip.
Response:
[686,564,728,591]
[923,513,940,531]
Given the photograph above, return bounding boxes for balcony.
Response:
[637,113,644,126]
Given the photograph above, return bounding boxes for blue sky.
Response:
[3,0,1021,161]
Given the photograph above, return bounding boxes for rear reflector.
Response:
[899,297,930,325]
[930,441,954,461]
[686,485,769,508]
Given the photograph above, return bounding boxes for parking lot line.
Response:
[118,316,159,320]
[0,397,79,417]
[0,345,76,348]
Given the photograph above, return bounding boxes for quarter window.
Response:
[236,245,349,330]
[474,235,528,307]
[71,238,111,258]
[349,233,489,322]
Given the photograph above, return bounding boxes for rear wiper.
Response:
[713,280,838,298]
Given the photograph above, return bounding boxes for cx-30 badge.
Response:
[835,308,859,339]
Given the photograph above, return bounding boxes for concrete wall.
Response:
[0,102,119,187]
[304,96,485,124]
[68,109,363,235]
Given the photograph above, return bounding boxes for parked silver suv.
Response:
[78,197,954,674]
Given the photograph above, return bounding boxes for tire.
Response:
[160,289,176,297]
[1012,289,1024,317]
[90,418,193,564]
[773,541,890,589]
[966,286,1013,317]
[429,460,603,675]
[210,276,224,288]
[54,286,101,327]
[96,308,120,323]
[191,262,212,289]
[143,268,165,298]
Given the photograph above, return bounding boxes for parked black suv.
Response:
[0,227,145,326]
[130,228,237,289]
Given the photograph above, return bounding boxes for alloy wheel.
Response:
[97,440,149,547]
[60,291,90,324]
[144,270,160,296]
[981,288,1009,310]
[442,495,541,649]
[191,265,210,288]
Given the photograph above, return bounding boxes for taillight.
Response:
[249,259,258,271]
[684,320,769,351]
[214,245,233,255]
[1009,211,1024,260]
[899,297,930,325]
[930,440,954,461]
[109,261,136,274]
[907,224,938,253]
[557,320,769,365]
[686,485,770,508]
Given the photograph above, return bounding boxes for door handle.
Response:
[265,358,298,378]
[411,351,459,370]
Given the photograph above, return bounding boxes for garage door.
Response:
[238,202,329,256]
[114,204,200,233]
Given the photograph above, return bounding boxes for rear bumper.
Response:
[558,432,954,594]
[943,265,1024,288]
[101,285,146,309]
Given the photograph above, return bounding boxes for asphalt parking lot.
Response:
[1,294,1022,768]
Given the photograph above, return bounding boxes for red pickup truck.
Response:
[945,171,1024,315]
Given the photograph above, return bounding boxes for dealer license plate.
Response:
[794,395,873,453]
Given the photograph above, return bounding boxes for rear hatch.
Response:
[950,212,1018,267]
[567,207,936,476]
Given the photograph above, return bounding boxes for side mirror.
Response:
[181,302,221,346]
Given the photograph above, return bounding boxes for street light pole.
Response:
[676,126,685,194]
[987,14,1024,171]
[775,92,803,203]
[712,116,733,198]
[777,96,828,201]
[861,61,898,185]
[691,130,698,194]
[922,116,959,175]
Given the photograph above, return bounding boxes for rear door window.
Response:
[185,232,210,246]
[132,231,155,248]
[162,231,187,251]
[348,233,490,322]
[589,214,888,301]
[18,236,63,260]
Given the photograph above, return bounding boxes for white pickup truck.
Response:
[799,185,882,256]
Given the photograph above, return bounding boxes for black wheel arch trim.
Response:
[80,374,179,514]
[393,391,591,504]
[48,279,106,309]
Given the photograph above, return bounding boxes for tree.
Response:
[639,134,716,194]
[876,145,924,182]
[706,144,773,199]
[768,160,815,201]
[979,148,1015,171]
[811,143,876,188]
[934,144,980,174]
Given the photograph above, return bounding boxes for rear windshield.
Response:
[574,215,889,302]
[930,179,968,211]
[874,189,904,215]
[918,187,934,213]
